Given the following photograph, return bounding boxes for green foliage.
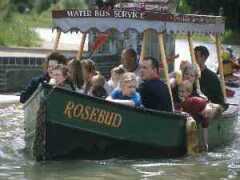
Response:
[0,0,11,20]
[59,0,87,9]
[176,34,211,42]
[34,0,52,14]
[177,0,191,14]
[13,10,52,28]
[0,17,40,47]
[222,30,240,45]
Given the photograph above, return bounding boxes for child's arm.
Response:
[106,96,135,106]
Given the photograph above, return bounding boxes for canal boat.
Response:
[24,7,239,161]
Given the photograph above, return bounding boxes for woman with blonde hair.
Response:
[171,60,201,105]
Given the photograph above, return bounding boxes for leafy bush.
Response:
[34,0,52,13]
[0,0,11,20]
[0,18,40,47]
[59,0,87,9]
[223,30,240,45]
[177,0,191,14]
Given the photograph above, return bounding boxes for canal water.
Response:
[0,40,240,180]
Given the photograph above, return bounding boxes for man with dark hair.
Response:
[194,46,225,106]
[46,52,67,65]
[20,52,67,103]
[121,48,138,72]
[138,56,173,112]
[121,48,141,85]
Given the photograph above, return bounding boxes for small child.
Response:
[177,80,209,150]
[49,64,75,91]
[89,74,107,98]
[106,72,142,107]
[106,65,126,94]
[172,61,201,105]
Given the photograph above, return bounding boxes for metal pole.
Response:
[140,30,147,62]
[187,32,201,90]
[215,34,226,99]
[53,30,61,52]
[159,32,175,111]
[76,33,87,60]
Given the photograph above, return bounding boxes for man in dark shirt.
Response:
[194,46,225,106]
[20,52,67,103]
[138,57,173,112]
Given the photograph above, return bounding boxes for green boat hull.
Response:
[24,85,238,160]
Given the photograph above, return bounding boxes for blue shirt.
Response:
[111,89,142,107]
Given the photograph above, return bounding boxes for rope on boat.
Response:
[186,116,199,155]
[33,97,47,161]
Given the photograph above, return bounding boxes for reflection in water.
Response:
[0,40,240,180]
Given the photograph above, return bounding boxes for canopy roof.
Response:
[52,9,225,34]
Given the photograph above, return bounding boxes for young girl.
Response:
[106,72,142,107]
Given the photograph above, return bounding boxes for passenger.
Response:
[138,57,173,112]
[121,48,141,85]
[194,46,226,107]
[67,59,84,91]
[106,72,142,107]
[171,61,200,105]
[80,59,98,94]
[20,52,67,103]
[49,64,75,91]
[221,47,240,74]
[89,74,107,98]
[178,80,223,151]
[106,65,126,94]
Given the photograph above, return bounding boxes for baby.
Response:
[106,72,142,107]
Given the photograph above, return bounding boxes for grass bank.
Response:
[0,18,40,47]
[0,0,87,48]
[0,10,51,47]
[176,30,240,45]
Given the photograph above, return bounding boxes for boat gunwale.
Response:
[23,85,43,109]
[23,84,238,122]
[43,84,188,121]
[46,85,238,120]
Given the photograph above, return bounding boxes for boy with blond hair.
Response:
[106,72,142,107]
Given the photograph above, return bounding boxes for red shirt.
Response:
[182,96,208,115]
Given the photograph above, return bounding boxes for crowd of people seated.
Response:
[20,46,226,150]
[20,49,173,112]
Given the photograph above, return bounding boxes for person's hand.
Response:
[49,78,56,86]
